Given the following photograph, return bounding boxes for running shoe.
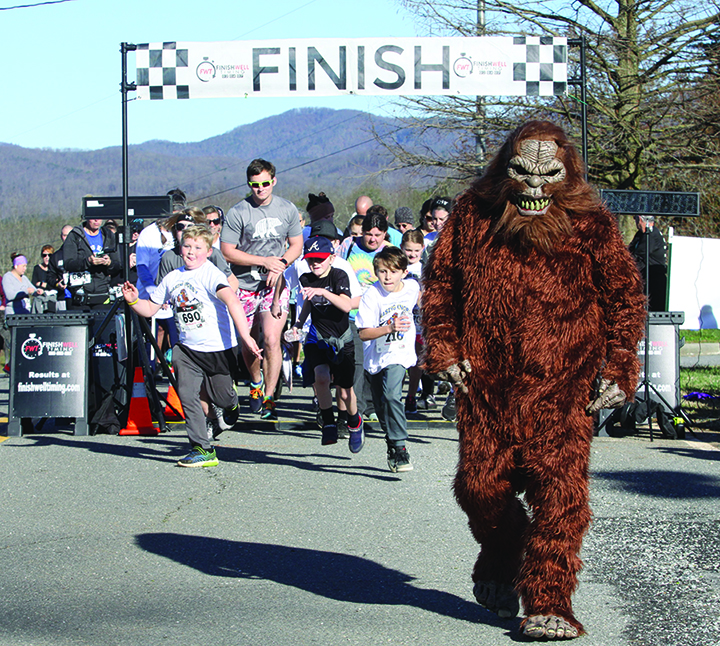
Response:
[177,446,219,468]
[348,417,365,454]
[321,424,338,446]
[249,378,264,414]
[405,397,418,414]
[442,393,457,422]
[206,416,221,441]
[220,403,240,430]
[260,396,277,421]
[387,445,413,473]
[417,395,436,410]
[336,419,349,439]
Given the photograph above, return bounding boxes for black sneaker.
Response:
[249,379,264,414]
[387,445,413,473]
[441,393,456,422]
[221,404,239,430]
[206,416,221,441]
[405,397,418,414]
[321,424,338,445]
[417,395,436,410]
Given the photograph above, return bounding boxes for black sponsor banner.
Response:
[11,325,88,419]
[637,321,680,409]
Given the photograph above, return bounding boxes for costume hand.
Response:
[437,359,472,394]
[586,379,626,414]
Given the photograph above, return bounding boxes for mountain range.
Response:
[0,108,458,221]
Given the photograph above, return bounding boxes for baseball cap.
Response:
[309,219,340,240]
[303,236,334,260]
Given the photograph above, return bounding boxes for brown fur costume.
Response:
[422,121,646,636]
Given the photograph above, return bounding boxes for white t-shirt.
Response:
[151,261,237,353]
[355,279,420,374]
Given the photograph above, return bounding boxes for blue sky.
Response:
[1,0,418,151]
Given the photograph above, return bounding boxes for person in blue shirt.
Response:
[63,216,121,309]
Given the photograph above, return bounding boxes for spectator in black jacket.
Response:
[629,215,667,312]
[63,217,121,309]
[47,225,73,311]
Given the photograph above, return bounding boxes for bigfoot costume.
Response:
[422,121,646,639]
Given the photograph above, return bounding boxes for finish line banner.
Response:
[134,37,567,101]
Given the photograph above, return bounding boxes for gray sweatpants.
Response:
[173,344,237,451]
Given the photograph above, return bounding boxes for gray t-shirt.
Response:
[221,195,302,291]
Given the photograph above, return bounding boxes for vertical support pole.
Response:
[120,43,137,415]
[579,34,588,177]
[121,42,136,284]
[567,36,589,180]
[474,0,487,170]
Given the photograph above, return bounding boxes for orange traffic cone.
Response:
[119,368,159,436]
[164,374,184,421]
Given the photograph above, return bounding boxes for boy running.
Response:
[290,236,364,450]
[122,225,262,468]
[355,246,420,472]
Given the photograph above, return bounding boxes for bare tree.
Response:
[384,0,720,196]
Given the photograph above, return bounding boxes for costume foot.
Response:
[522,615,580,640]
[472,580,519,619]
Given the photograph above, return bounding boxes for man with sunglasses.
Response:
[221,158,303,420]
[202,205,224,249]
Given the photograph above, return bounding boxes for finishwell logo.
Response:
[21,334,43,360]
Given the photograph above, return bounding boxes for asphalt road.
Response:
[1,378,719,646]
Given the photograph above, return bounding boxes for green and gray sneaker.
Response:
[177,446,219,468]
[387,445,413,473]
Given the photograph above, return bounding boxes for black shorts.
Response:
[303,342,355,389]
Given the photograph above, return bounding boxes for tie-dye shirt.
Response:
[336,236,387,321]
[337,236,386,294]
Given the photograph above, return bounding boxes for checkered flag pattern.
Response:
[512,36,567,96]
[135,42,191,100]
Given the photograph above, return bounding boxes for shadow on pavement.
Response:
[197,443,405,482]
[655,444,720,462]
[594,469,720,499]
[10,434,406,482]
[135,532,518,632]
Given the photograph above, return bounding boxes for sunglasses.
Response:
[42,253,51,257]
[248,180,273,188]
[207,218,223,226]
[175,222,191,231]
